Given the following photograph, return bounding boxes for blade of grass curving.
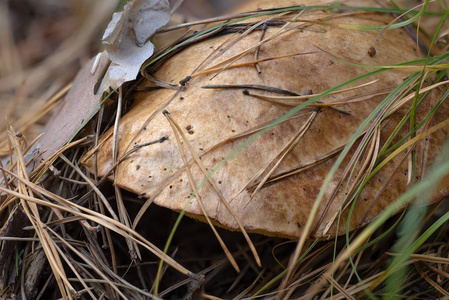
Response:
[425,5,449,56]
[271,240,296,270]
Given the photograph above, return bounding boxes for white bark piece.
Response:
[100,0,171,92]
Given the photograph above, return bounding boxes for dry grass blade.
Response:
[163,110,240,272]
[112,87,142,263]
[321,126,381,236]
[7,126,74,299]
[323,272,356,300]
[423,261,449,282]
[233,269,266,300]
[245,109,318,206]
[47,227,133,299]
[163,110,261,267]
[202,12,304,79]
[372,117,449,176]
[50,235,98,300]
[0,171,193,277]
[391,253,449,265]
[207,13,288,69]
[325,272,383,300]
[58,154,119,221]
[415,262,449,297]
[192,50,321,79]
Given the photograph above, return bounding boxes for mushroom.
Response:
[82,0,449,238]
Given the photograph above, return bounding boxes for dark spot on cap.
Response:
[368,46,376,57]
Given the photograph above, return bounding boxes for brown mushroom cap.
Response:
[83,0,449,238]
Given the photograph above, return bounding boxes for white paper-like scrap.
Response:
[99,0,171,92]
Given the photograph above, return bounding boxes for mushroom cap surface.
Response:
[83,0,449,238]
